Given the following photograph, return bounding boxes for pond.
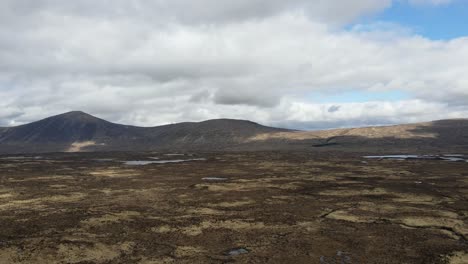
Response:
[363,154,467,162]
[123,158,206,166]
[202,177,229,181]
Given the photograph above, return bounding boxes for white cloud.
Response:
[1,0,392,25]
[0,0,466,130]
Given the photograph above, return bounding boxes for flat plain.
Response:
[0,151,467,263]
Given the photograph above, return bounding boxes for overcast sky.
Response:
[1,0,467,129]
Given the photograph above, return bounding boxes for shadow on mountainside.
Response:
[239,119,468,153]
[0,115,467,154]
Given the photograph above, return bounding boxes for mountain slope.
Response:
[0,111,289,153]
[248,119,468,152]
[0,112,467,153]
[0,111,143,143]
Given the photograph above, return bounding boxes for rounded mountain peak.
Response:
[52,111,107,124]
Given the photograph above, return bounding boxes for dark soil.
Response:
[0,151,466,263]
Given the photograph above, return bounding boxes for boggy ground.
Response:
[0,151,467,264]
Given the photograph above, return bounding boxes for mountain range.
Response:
[0,111,467,154]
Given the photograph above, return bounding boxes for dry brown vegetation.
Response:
[249,122,438,141]
[0,151,467,263]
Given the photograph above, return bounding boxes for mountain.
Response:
[0,111,137,143]
[0,111,467,154]
[248,119,468,153]
[0,111,289,153]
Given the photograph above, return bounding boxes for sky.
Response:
[0,0,467,130]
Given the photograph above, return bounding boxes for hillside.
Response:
[0,112,467,153]
[0,111,289,153]
[248,119,468,152]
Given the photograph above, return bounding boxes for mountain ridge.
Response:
[0,111,290,153]
[0,111,467,154]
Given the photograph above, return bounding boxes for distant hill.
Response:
[248,119,468,153]
[0,111,467,153]
[0,111,290,153]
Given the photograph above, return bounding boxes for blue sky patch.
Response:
[354,1,468,40]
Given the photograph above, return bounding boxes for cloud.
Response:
[328,105,341,113]
[1,0,392,25]
[213,89,279,108]
[0,0,466,130]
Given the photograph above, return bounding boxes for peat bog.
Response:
[0,151,467,263]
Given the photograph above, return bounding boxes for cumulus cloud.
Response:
[0,0,466,129]
[328,105,342,113]
[1,0,391,25]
